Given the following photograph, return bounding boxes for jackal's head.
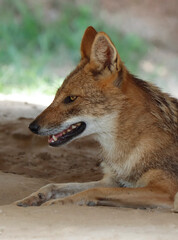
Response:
[29,26,126,146]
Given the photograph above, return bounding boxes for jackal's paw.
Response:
[16,192,47,207]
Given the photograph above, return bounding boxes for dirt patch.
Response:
[0,101,102,186]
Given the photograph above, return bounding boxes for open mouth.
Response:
[48,122,86,147]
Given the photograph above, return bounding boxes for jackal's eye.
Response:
[63,95,78,104]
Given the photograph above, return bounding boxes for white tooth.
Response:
[62,131,66,135]
[77,123,81,126]
[53,135,57,141]
[67,129,71,133]
[72,125,76,129]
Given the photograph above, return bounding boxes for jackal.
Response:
[17,26,178,210]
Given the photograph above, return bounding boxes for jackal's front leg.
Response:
[43,186,174,209]
[16,178,113,207]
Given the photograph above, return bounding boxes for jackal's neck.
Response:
[95,124,149,180]
[96,71,177,166]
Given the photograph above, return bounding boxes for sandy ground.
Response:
[1,204,178,240]
[0,100,178,240]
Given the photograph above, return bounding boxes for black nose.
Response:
[29,121,40,134]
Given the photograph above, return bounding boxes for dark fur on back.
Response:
[133,76,178,137]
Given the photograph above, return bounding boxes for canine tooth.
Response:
[53,135,57,141]
[72,125,76,129]
[67,129,71,133]
[62,131,66,135]
[76,123,81,126]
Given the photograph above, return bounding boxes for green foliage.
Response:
[0,0,148,95]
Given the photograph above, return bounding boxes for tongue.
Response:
[54,132,63,138]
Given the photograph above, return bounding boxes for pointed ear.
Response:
[80,26,97,59]
[90,32,120,72]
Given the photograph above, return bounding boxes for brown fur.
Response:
[16,26,178,210]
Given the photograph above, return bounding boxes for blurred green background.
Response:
[0,0,177,98]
